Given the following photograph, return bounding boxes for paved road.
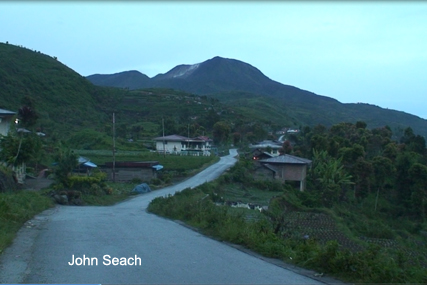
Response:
[0,150,324,284]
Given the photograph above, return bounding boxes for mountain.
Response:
[1,41,426,144]
[0,43,269,149]
[87,70,150,90]
[86,56,427,138]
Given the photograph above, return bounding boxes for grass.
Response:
[219,183,282,205]
[80,182,135,206]
[74,149,220,171]
[0,191,53,254]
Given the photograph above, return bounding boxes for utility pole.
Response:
[113,112,116,182]
[162,117,165,157]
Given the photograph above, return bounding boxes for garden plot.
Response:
[280,211,365,252]
[221,185,282,206]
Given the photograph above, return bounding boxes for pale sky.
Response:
[1,1,427,119]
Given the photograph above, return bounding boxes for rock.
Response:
[53,194,68,205]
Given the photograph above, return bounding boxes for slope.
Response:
[86,56,427,138]
[0,42,124,138]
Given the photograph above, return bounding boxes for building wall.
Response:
[272,163,308,191]
[155,140,211,155]
[0,117,12,136]
[252,166,275,181]
[101,167,156,182]
[278,164,307,181]
[155,141,183,153]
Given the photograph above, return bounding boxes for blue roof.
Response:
[83,161,97,168]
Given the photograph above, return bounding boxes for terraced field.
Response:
[279,211,364,252]
[219,186,427,269]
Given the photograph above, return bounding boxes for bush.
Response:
[0,166,17,193]
[66,172,107,191]
[147,179,427,284]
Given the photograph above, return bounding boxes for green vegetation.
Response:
[148,122,427,283]
[2,42,427,282]
[74,149,219,172]
[0,191,53,253]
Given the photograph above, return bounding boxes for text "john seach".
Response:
[68,254,142,266]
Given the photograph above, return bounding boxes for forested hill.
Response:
[87,56,427,138]
[0,42,124,138]
[1,42,427,142]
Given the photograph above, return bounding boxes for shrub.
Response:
[130,178,142,184]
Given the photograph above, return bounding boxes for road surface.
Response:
[0,150,327,284]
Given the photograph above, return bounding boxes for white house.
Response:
[153,134,212,156]
[0,108,16,136]
[249,140,282,156]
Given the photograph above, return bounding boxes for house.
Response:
[249,140,282,156]
[258,154,312,191]
[0,108,16,136]
[153,134,212,156]
[102,161,161,182]
[248,148,274,160]
[0,108,27,184]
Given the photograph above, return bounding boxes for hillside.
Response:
[87,70,150,90]
[87,56,427,138]
[0,42,124,138]
[0,43,279,149]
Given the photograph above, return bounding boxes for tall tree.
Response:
[213,121,230,145]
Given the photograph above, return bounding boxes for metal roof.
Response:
[153,134,189,141]
[0,108,16,116]
[154,134,212,142]
[259,154,312,165]
[262,163,278,172]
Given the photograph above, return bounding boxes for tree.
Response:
[355,121,367,129]
[310,150,353,207]
[52,147,78,187]
[338,143,365,167]
[395,151,421,208]
[213,121,230,145]
[408,163,427,219]
[0,99,42,166]
[371,156,396,205]
[116,123,127,139]
[352,157,373,198]
[205,109,220,129]
[279,140,292,155]
[18,96,38,130]
[233,132,241,146]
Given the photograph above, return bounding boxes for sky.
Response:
[1,1,426,119]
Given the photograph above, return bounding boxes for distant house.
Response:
[249,140,282,156]
[248,148,274,160]
[0,108,26,184]
[258,154,312,191]
[153,135,212,156]
[0,108,16,136]
[102,161,161,182]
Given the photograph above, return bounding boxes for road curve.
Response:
[0,149,325,284]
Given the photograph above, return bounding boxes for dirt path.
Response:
[23,176,53,191]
